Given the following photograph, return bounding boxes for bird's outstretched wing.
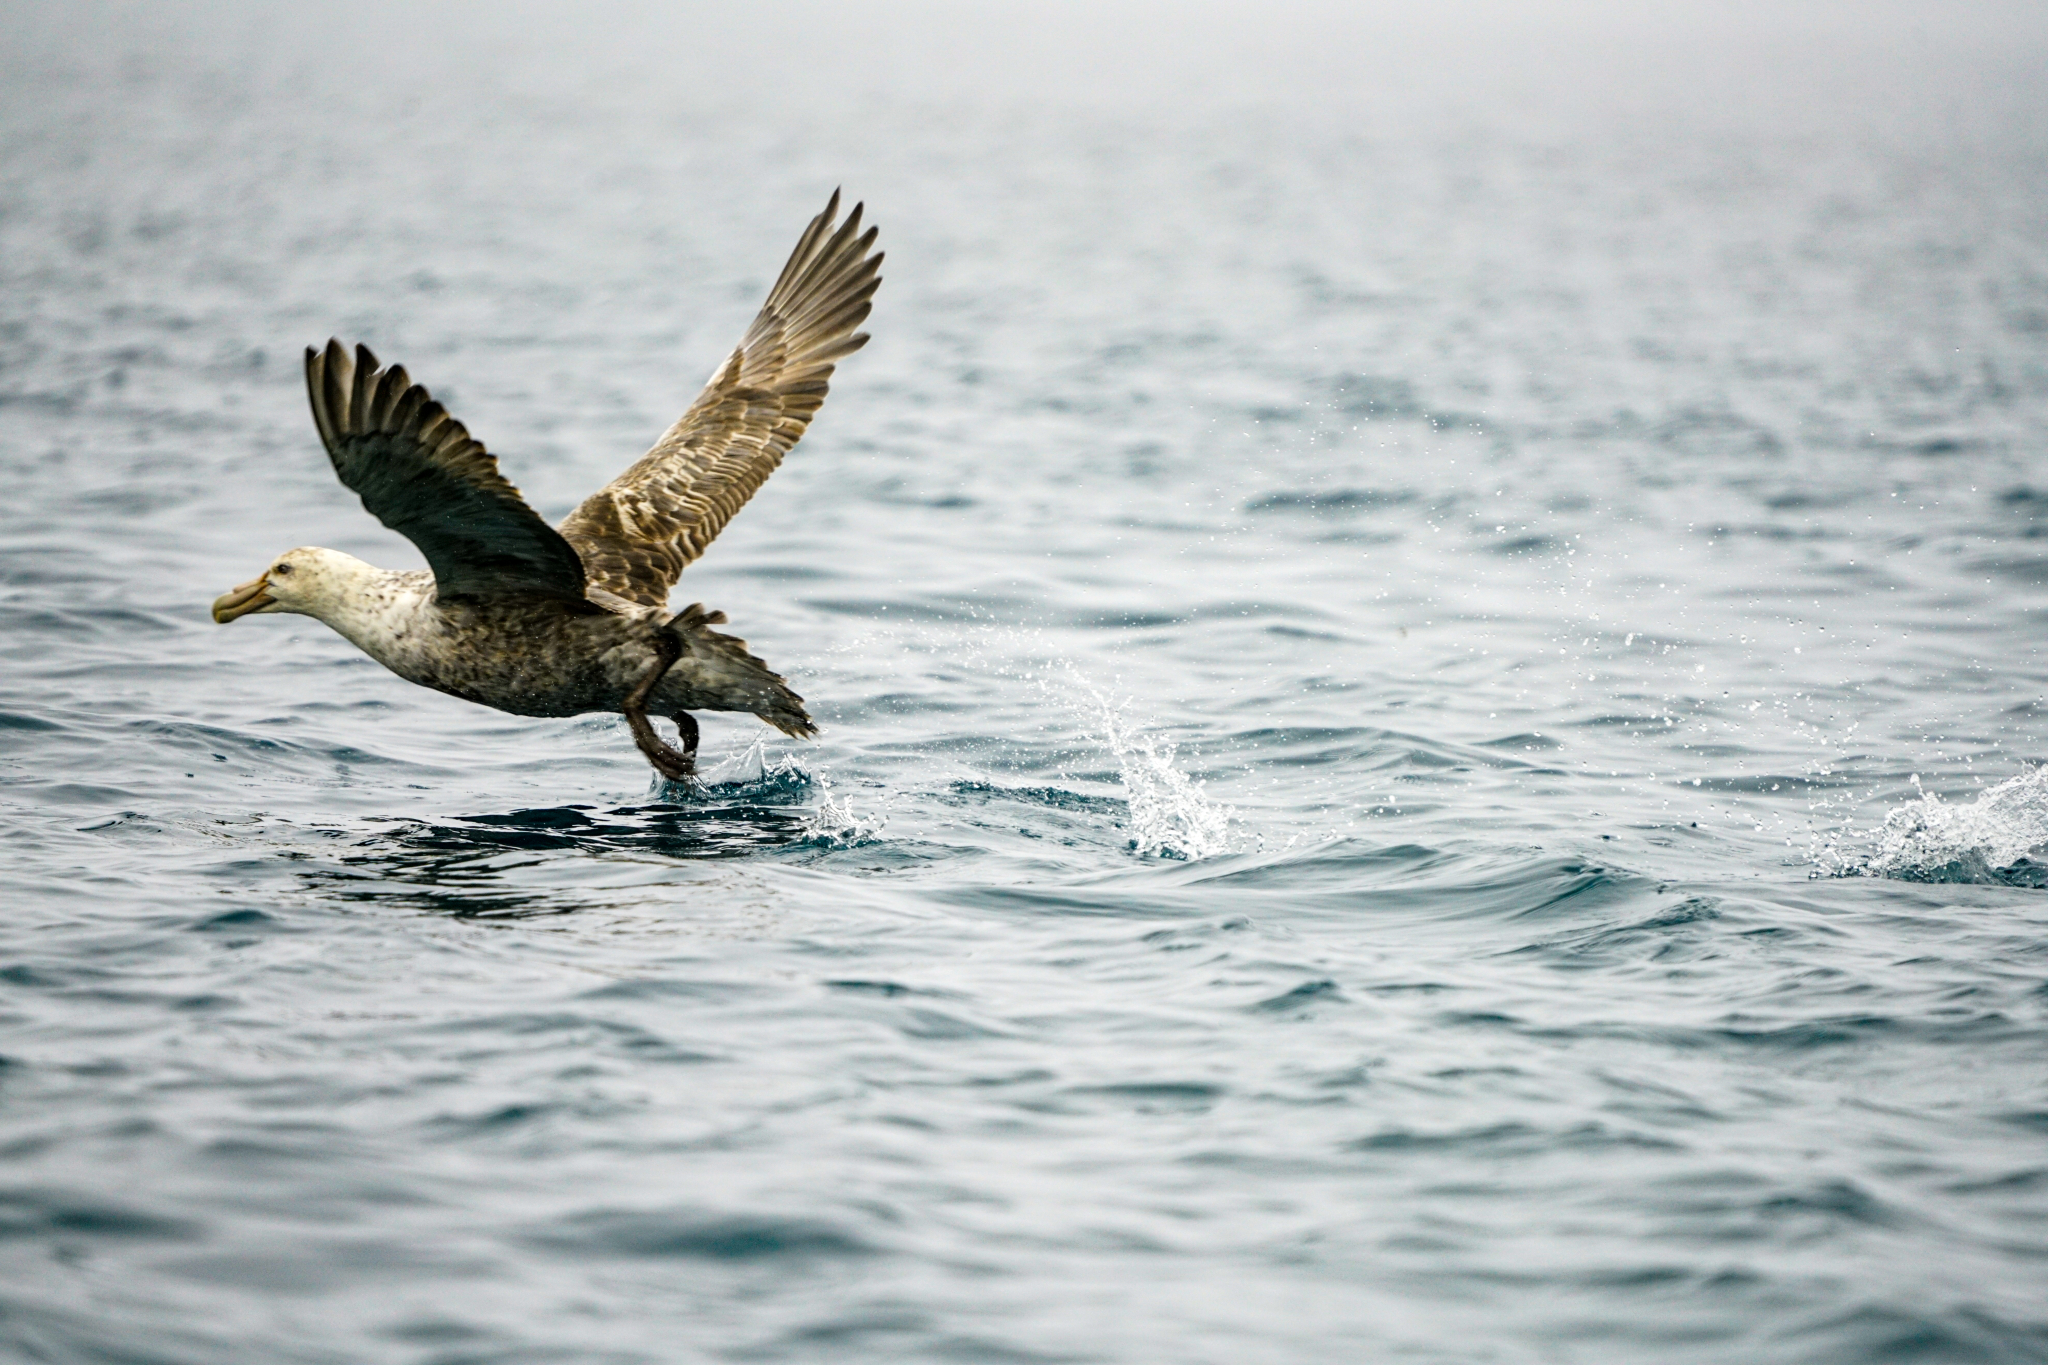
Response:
[305,340,591,606]
[557,190,882,609]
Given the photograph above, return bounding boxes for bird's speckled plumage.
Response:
[214,193,881,778]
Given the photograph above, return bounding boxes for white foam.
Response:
[1856,767,2048,884]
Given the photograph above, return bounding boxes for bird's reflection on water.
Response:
[302,771,818,918]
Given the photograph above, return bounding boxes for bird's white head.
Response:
[212,547,376,624]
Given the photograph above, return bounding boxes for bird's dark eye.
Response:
[273,563,292,575]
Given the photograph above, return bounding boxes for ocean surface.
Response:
[3,3,2047,1360]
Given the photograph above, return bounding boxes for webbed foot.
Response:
[625,633,692,781]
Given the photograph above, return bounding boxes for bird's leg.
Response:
[624,631,692,782]
[672,711,700,761]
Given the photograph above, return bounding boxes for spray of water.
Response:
[699,734,776,788]
[800,771,888,848]
[1061,667,1235,860]
[811,618,1240,859]
[1834,766,2048,885]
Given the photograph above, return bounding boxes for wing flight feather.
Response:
[304,340,590,605]
[557,190,882,608]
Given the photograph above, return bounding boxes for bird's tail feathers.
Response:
[667,603,817,738]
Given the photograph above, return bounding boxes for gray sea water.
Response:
[4,3,2048,1360]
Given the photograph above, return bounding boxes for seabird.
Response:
[212,191,882,781]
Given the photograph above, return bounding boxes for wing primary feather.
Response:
[777,212,869,312]
[349,344,379,431]
[787,271,880,335]
[817,332,871,363]
[768,204,864,313]
[797,291,877,343]
[321,340,352,446]
[368,364,408,430]
[304,346,337,450]
[410,402,448,444]
[388,384,427,435]
[764,189,841,307]
[780,269,881,353]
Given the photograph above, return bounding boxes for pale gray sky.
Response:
[6,0,2044,136]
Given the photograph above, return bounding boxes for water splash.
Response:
[800,773,888,848]
[1066,670,1234,860]
[646,736,809,802]
[821,620,1239,858]
[698,735,789,791]
[1846,767,2048,886]
[650,736,879,846]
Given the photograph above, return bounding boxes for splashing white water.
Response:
[647,735,810,800]
[802,772,888,848]
[1065,670,1234,860]
[689,735,881,844]
[700,735,776,787]
[819,619,1238,859]
[1851,767,2048,885]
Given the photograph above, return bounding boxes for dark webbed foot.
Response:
[629,716,693,782]
[625,633,692,781]
[672,712,699,761]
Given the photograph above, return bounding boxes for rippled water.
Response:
[4,4,2048,1361]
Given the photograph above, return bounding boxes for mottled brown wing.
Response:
[305,340,590,605]
[557,190,882,609]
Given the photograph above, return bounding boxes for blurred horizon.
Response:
[6,0,2046,135]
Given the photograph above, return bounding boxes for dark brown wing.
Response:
[305,340,590,605]
[557,190,882,609]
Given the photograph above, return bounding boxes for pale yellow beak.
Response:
[212,576,275,623]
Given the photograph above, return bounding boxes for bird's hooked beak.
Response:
[212,575,275,623]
